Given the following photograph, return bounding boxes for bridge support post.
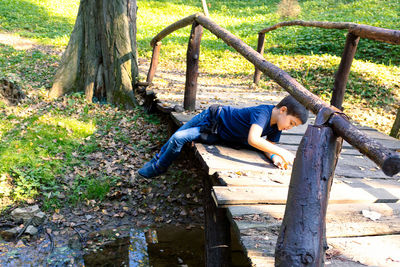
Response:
[184,22,203,111]
[253,32,266,85]
[203,175,231,266]
[331,32,360,110]
[146,42,162,84]
[390,107,400,139]
[275,110,343,266]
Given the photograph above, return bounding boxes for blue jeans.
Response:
[156,109,210,169]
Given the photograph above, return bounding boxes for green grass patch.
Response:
[0,44,59,90]
[0,94,96,206]
[0,0,77,46]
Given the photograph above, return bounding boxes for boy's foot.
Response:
[142,155,159,170]
[137,162,165,178]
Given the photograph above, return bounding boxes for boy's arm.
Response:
[247,124,295,169]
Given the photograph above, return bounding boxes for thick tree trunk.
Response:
[49,0,138,108]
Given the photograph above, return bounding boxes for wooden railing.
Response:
[144,13,400,266]
[253,20,400,110]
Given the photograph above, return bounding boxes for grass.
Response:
[0,0,399,210]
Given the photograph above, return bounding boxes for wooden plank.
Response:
[217,174,400,190]
[213,184,400,206]
[239,235,277,258]
[228,203,400,219]
[228,211,381,266]
[194,143,275,176]
[328,235,400,267]
[194,141,399,180]
[228,209,400,238]
[280,143,365,156]
[336,154,400,179]
[216,170,291,187]
[279,133,400,151]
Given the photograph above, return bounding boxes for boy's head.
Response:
[275,95,309,131]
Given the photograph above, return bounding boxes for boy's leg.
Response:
[138,126,202,178]
[156,126,201,169]
[153,109,210,160]
[138,109,210,178]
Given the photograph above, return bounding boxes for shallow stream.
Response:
[0,225,248,266]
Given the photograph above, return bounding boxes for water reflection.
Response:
[84,226,205,266]
[129,229,149,266]
[1,225,248,266]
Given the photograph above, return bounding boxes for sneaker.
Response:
[142,154,159,170]
[137,162,166,178]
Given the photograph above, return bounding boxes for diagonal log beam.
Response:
[194,14,400,176]
[150,14,198,47]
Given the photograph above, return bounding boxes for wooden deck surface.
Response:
[141,60,400,266]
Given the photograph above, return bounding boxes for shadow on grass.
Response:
[0,43,59,89]
[0,0,74,40]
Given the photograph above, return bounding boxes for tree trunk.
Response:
[49,0,138,108]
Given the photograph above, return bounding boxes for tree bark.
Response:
[49,0,138,108]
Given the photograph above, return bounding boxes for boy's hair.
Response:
[276,95,309,124]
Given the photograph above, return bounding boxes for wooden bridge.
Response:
[149,88,400,266]
[137,13,400,266]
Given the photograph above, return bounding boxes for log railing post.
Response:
[331,32,360,109]
[275,109,343,266]
[253,32,266,85]
[146,42,162,84]
[390,107,400,139]
[184,22,203,111]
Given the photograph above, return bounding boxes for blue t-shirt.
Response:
[217,105,281,145]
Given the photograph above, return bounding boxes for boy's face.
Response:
[276,107,302,131]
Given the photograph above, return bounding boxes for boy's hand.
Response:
[279,150,295,166]
[272,155,288,169]
[272,151,295,169]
